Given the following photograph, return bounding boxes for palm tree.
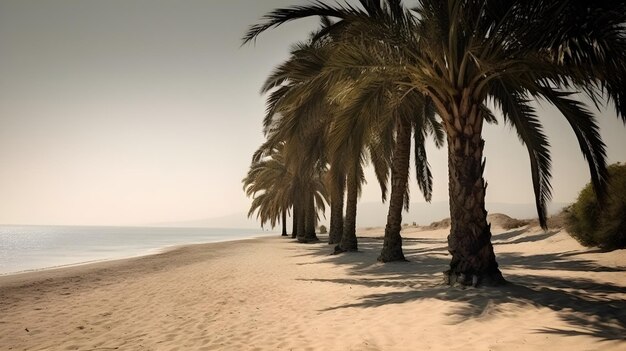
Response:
[244,0,626,286]
[243,143,292,236]
[409,0,625,285]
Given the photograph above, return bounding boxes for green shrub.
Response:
[566,162,626,250]
[318,225,327,234]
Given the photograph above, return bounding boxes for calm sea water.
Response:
[0,225,271,275]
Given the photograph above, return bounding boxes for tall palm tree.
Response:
[244,0,626,286]
[243,143,293,235]
[411,0,624,285]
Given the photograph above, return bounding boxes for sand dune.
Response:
[1,222,624,350]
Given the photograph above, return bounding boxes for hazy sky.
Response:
[1,0,625,226]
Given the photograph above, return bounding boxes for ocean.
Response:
[0,225,271,275]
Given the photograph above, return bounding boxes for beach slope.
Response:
[1,222,624,350]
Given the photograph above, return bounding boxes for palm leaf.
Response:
[537,88,609,202]
[489,79,553,228]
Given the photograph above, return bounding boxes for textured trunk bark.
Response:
[378,117,412,262]
[281,208,288,236]
[338,167,358,252]
[328,173,345,245]
[444,104,504,286]
[296,202,306,242]
[304,193,319,242]
[291,205,297,239]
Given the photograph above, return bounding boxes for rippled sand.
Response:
[1,223,624,350]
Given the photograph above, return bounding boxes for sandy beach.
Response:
[1,219,624,350]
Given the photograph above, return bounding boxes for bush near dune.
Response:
[566,162,626,250]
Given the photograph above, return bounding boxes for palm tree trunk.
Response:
[328,172,345,245]
[338,165,358,252]
[378,117,411,262]
[296,201,306,242]
[291,205,297,239]
[444,107,504,286]
[281,208,288,236]
[304,193,319,242]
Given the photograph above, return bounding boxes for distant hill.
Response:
[356,201,570,228]
[159,201,570,229]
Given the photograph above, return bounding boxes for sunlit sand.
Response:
[1,216,624,350]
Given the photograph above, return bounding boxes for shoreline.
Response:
[1,226,624,350]
[0,232,273,281]
[0,225,274,277]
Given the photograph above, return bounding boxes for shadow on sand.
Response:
[287,232,626,342]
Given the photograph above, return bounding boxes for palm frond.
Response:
[537,88,609,202]
[242,1,358,44]
[480,103,498,125]
[489,80,552,228]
